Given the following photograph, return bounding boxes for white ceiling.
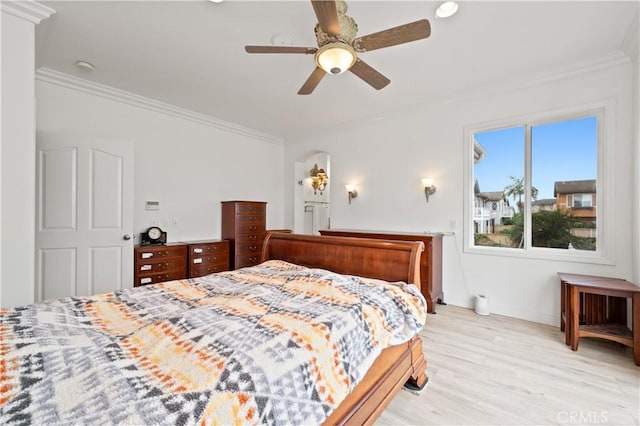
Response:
[35,1,639,141]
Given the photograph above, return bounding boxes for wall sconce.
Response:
[421,178,436,202]
[345,184,358,204]
[309,164,328,195]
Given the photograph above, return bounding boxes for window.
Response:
[572,194,593,209]
[465,107,608,260]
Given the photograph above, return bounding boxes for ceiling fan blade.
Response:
[354,19,431,52]
[349,59,390,90]
[311,0,341,37]
[245,46,318,54]
[298,67,326,95]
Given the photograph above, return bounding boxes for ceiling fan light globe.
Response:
[316,42,356,75]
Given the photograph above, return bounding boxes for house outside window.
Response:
[464,104,613,263]
[572,193,593,208]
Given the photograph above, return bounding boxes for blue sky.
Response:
[474,116,597,200]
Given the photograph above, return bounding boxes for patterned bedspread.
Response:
[0,260,427,425]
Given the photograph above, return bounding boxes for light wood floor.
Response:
[378,305,639,425]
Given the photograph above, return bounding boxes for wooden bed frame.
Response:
[262,232,428,425]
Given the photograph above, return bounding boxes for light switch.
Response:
[146,200,160,210]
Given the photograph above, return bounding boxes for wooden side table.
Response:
[558,272,640,366]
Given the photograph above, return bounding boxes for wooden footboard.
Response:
[262,232,428,424]
[324,336,428,425]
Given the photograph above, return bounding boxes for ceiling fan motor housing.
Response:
[314,2,358,48]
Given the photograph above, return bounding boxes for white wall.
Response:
[631,30,640,287]
[284,61,634,326]
[1,12,37,308]
[35,80,285,250]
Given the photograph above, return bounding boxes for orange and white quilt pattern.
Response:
[0,260,426,425]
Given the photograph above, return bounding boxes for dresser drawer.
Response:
[236,233,264,244]
[236,203,266,214]
[136,257,185,274]
[235,254,262,268]
[236,241,262,255]
[189,242,229,256]
[236,213,266,224]
[191,254,228,267]
[190,263,229,278]
[135,270,186,287]
[237,223,265,234]
[136,245,186,261]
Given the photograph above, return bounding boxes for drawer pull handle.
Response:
[249,226,256,231]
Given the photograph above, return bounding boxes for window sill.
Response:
[464,245,614,265]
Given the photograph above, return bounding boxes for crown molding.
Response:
[442,51,631,105]
[622,9,639,62]
[35,68,284,145]
[1,1,55,24]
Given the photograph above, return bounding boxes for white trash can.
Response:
[474,294,490,316]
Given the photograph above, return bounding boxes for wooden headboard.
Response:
[261,232,424,287]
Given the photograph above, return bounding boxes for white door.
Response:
[35,132,133,301]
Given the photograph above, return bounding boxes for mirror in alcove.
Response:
[294,152,330,235]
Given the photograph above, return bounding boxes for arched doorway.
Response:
[294,152,330,235]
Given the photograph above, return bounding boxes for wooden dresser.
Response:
[134,240,230,286]
[221,201,267,269]
[134,243,188,287]
[319,229,444,313]
[188,240,230,278]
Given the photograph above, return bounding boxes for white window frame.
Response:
[572,193,593,208]
[463,100,614,264]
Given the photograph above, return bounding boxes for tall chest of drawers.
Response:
[134,243,188,287]
[188,240,230,278]
[221,201,267,269]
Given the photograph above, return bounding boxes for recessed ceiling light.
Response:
[75,60,94,71]
[209,0,224,3]
[435,1,459,19]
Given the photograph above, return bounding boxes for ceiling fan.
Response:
[244,0,431,95]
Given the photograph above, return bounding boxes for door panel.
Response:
[90,246,122,295]
[38,248,76,300]
[36,133,133,302]
[40,147,77,230]
[91,149,123,229]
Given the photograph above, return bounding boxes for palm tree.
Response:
[504,176,538,211]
